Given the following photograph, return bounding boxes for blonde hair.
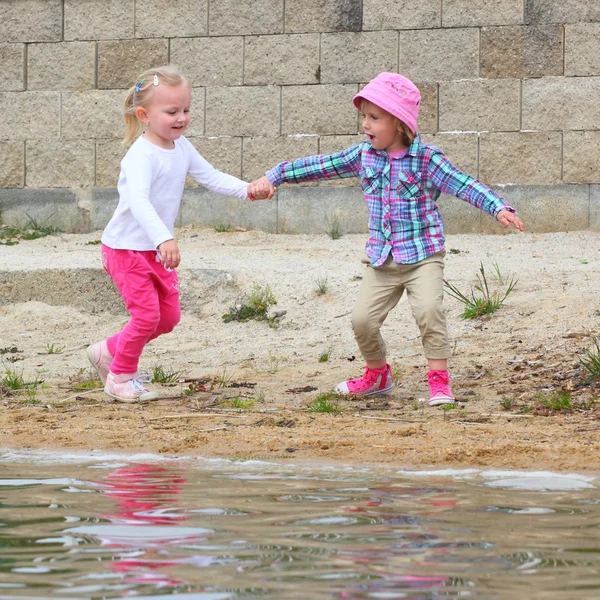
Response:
[359,99,417,148]
[123,65,188,144]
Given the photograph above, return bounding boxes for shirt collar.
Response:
[364,134,421,158]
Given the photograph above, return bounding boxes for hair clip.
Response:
[134,77,145,93]
[153,75,159,86]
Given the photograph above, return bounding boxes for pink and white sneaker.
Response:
[86,340,113,385]
[427,370,455,406]
[104,371,158,403]
[336,364,394,397]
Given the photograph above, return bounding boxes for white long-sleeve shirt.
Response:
[102,135,249,250]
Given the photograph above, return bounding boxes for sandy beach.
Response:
[1,227,600,471]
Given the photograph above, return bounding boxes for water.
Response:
[0,451,599,599]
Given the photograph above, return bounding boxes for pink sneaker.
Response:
[336,364,394,396]
[86,340,113,385]
[427,370,455,406]
[104,371,158,403]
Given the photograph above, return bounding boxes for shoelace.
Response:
[351,368,383,386]
[429,373,449,396]
[130,375,151,394]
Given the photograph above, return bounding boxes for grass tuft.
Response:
[307,392,344,414]
[314,275,329,296]
[325,215,341,240]
[444,262,517,320]
[45,343,64,354]
[214,223,232,233]
[579,337,600,379]
[151,364,185,384]
[222,283,277,323]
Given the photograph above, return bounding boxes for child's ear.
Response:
[135,106,149,124]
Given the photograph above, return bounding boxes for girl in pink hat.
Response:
[251,72,523,406]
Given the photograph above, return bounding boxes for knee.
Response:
[351,312,379,339]
[131,311,161,335]
[157,309,181,335]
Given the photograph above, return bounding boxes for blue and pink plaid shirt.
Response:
[266,135,514,266]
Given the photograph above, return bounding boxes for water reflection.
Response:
[0,455,598,599]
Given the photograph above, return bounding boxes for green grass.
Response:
[0,369,43,397]
[314,275,329,296]
[579,337,600,379]
[307,392,344,414]
[214,223,232,233]
[499,396,515,411]
[69,369,102,390]
[318,346,332,363]
[538,390,572,412]
[213,368,235,388]
[222,283,277,323]
[444,262,518,320]
[223,397,256,409]
[150,364,185,384]
[0,216,60,245]
[44,343,64,354]
[325,215,341,240]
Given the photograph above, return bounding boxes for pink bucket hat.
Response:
[353,72,421,134]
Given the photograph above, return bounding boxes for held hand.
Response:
[248,176,277,201]
[497,210,524,232]
[157,239,181,270]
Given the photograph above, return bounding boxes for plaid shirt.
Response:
[266,135,514,266]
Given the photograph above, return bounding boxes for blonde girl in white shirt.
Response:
[87,65,273,403]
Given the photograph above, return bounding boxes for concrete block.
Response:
[172,37,243,86]
[440,79,521,132]
[209,0,283,35]
[244,34,320,85]
[242,135,319,182]
[90,188,119,230]
[135,0,208,38]
[0,0,61,42]
[443,0,524,26]
[319,135,365,155]
[96,140,128,188]
[398,29,479,82]
[65,0,134,40]
[591,185,600,231]
[62,90,124,139]
[28,42,95,91]
[285,0,362,33]
[98,39,169,89]
[0,188,86,232]
[320,31,397,84]
[0,44,25,91]
[564,131,600,184]
[525,0,600,25]
[26,140,95,188]
[0,141,24,188]
[479,132,562,185]
[0,92,59,140]
[277,186,368,234]
[363,0,440,30]
[522,76,600,131]
[186,136,243,182]
[180,187,278,232]
[481,25,563,78]
[417,83,438,134]
[282,84,358,135]
[421,133,479,177]
[437,195,483,235]
[488,184,589,233]
[206,86,279,137]
[565,23,600,76]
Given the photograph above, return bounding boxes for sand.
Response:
[1,227,600,471]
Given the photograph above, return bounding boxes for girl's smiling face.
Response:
[360,100,407,152]
[136,82,191,149]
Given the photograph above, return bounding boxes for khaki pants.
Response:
[351,251,450,361]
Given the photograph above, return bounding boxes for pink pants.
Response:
[102,245,180,375]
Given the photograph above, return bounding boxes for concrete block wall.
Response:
[0,0,599,235]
